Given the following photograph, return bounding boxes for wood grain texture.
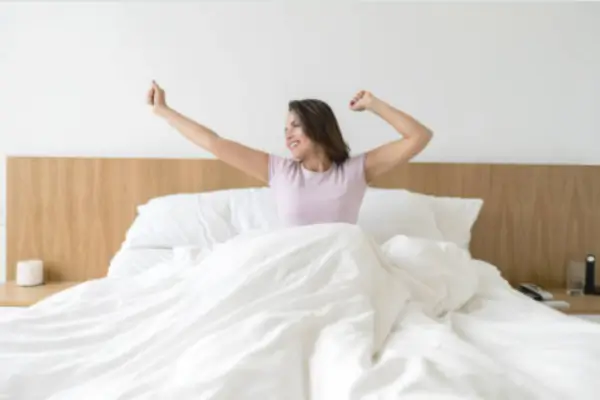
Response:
[7,157,262,281]
[6,157,600,287]
[371,163,600,287]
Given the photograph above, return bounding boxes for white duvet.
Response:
[1,224,600,400]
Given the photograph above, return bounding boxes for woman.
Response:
[147,81,433,226]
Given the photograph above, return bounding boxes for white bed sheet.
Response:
[0,307,25,321]
[1,224,599,399]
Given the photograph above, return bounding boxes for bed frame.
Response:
[6,156,600,287]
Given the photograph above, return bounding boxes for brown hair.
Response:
[288,99,350,165]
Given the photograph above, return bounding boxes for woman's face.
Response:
[285,112,315,160]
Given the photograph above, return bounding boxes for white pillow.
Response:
[122,188,277,250]
[228,188,280,232]
[425,195,483,249]
[121,187,482,254]
[358,188,483,249]
[358,188,443,244]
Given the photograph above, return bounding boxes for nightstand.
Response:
[548,289,600,316]
[0,281,79,307]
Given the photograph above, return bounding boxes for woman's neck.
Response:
[301,154,332,173]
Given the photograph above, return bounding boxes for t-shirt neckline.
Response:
[300,163,334,176]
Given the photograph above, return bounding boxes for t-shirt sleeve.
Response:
[268,154,290,186]
[345,153,367,186]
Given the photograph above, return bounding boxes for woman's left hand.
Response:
[349,90,376,112]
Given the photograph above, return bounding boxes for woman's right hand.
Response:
[147,80,168,115]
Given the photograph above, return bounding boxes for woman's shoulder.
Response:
[269,154,298,171]
[268,154,299,183]
[341,153,366,175]
[332,153,367,186]
[344,153,365,167]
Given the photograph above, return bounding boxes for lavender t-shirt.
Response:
[268,154,368,226]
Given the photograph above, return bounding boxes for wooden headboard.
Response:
[6,156,600,287]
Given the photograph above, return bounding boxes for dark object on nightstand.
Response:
[584,254,600,295]
[518,283,553,301]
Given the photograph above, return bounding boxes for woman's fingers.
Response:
[149,81,163,103]
[148,80,167,109]
[147,80,168,113]
[350,91,363,106]
[147,87,155,105]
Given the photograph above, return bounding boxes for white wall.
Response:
[1,2,599,280]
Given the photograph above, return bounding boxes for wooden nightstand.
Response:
[0,281,79,307]
[548,289,600,315]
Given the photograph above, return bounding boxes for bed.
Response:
[2,157,600,399]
